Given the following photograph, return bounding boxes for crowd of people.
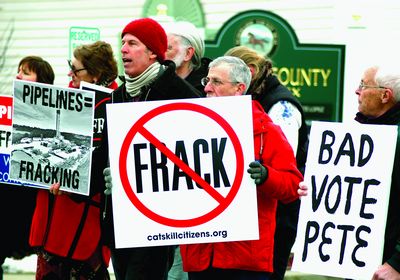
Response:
[1,15,400,280]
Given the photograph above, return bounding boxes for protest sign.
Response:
[0,95,19,184]
[9,80,95,195]
[79,81,113,148]
[0,94,45,188]
[107,95,259,248]
[292,121,397,279]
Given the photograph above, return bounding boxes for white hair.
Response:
[163,21,204,70]
[374,64,400,102]
[209,56,252,93]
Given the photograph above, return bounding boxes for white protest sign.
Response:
[0,94,45,188]
[292,121,397,279]
[0,95,17,184]
[107,95,259,248]
[9,80,95,195]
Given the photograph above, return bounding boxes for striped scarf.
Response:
[125,62,161,97]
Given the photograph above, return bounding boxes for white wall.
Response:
[1,0,400,121]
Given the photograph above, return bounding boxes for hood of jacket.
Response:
[252,100,272,135]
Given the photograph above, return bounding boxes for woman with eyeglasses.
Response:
[29,41,118,280]
[68,40,119,90]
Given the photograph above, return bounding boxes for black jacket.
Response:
[355,102,400,271]
[185,57,211,96]
[91,61,202,247]
[252,74,308,174]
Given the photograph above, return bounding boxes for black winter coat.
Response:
[252,74,308,173]
[355,103,400,271]
[185,57,211,96]
[91,61,202,246]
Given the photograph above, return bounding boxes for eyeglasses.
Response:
[67,59,86,75]
[201,77,238,87]
[358,81,387,91]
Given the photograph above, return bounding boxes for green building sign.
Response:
[205,10,345,123]
[69,26,100,59]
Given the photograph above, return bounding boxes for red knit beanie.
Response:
[122,18,167,62]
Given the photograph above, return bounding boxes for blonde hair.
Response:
[225,46,273,94]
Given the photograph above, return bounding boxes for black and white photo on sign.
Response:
[9,80,95,195]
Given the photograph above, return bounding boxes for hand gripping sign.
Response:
[107,96,259,248]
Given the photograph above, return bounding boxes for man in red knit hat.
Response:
[89,17,202,280]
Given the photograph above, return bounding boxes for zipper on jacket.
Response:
[103,195,108,220]
[259,130,264,164]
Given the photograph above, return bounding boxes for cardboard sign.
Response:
[0,95,44,188]
[292,121,397,279]
[107,95,259,248]
[9,80,95,195]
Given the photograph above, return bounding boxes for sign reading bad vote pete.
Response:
[292,121,397,279]
[9,80,94,195]
[107,95,259,248]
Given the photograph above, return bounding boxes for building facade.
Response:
[1,0,399,121]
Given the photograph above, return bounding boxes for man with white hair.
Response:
[163,21,211,94]
[180,56,302,280]
[162,20,211,280]
[295,63,400,280]
[355,64,400,279]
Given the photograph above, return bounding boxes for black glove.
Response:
[247,161,268,185]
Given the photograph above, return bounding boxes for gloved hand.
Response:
[103,167,113,195]
[247,161,268,185]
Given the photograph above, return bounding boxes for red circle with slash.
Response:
[119,102,244,227]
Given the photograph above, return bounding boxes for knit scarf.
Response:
[125,62,161,97]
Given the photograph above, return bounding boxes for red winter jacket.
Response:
[29,191,104,261]
[180,101,302,272]
[29,81,118,263]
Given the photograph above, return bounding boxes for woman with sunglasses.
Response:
[67,40,118,90]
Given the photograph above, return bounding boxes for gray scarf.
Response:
[124,62,161,97]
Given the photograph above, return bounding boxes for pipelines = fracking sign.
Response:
[9,80,95,196]
[107,95,259,248]
[292,121,397,279]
